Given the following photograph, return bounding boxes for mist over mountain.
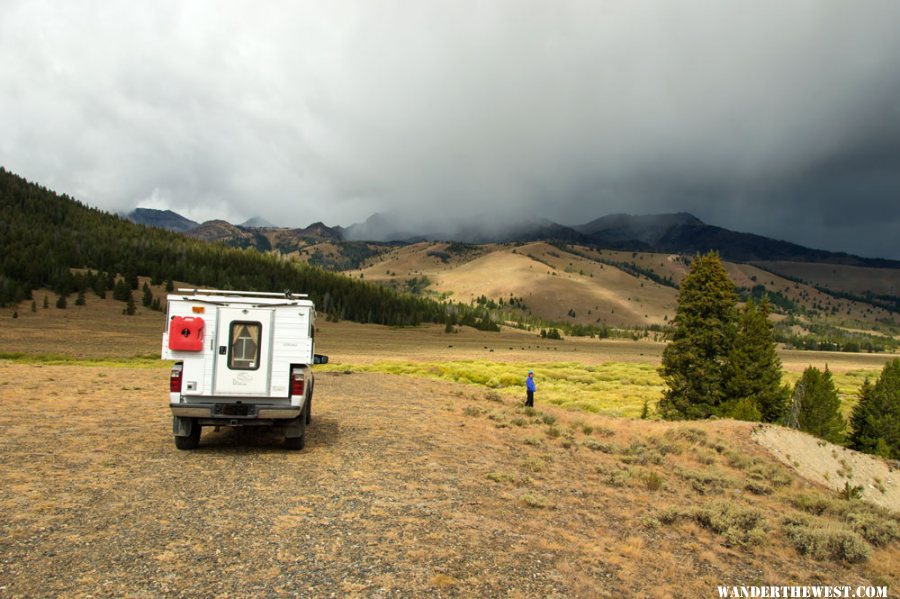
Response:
[127,208,198,233]
[240,216,275,229]
[140,204,899,269]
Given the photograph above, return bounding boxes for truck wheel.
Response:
[305,395,312,425]
[174,420,201,450]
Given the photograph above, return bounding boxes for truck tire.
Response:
[305,394,312,425]
[174,419,201,450]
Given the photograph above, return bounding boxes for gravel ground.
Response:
[2,363,896,597]
[0,365,614,597]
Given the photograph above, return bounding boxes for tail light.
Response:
[170,363,183,393]
[291,370,305,396]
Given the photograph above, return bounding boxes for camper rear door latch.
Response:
[219,346,226,355]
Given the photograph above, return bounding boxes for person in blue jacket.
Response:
[525,370,536,407]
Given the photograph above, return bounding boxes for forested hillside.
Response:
[0,168,455,326]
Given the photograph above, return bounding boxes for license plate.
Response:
[223,404,250,416]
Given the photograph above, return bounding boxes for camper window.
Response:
[228,321,261,370]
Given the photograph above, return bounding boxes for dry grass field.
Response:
[1,292,900,596]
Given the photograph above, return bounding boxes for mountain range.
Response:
[126,207,900,268]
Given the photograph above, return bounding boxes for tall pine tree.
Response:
[849,359,900,458]
[659,252,738,419]
[791,366,846,443]
[722,298,789,422]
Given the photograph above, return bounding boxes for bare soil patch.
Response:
[753,425,900,512]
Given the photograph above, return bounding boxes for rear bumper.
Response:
[170,402,302,421]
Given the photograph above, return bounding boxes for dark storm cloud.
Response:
[1,1,899,257]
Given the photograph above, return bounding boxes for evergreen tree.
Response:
[113,279,131,302]
[12,311,18,319]
[849,359,900,458]
[56,294,67,309]
[75,289,86,306]
[43,295,49,309]
[658,252,738,419]
[142,282,153,307]
[165,277,174,292]
[722,299,789,422]
[123,291,136,315]
[125,269,139,290]
[792,366,846,443]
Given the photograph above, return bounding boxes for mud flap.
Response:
[173,416,194,437]
[284,413,305,439]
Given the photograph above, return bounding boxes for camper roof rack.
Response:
[177,288,309,299]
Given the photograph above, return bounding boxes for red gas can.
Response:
[168,316,205,351]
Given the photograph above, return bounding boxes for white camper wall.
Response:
[162,299,216,396]
[269,307,313,398]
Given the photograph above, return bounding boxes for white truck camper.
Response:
[162,289,328,450]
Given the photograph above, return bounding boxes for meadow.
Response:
[322,358,885,420]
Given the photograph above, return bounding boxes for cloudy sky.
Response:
[2,1,899,258]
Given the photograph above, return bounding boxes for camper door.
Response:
[214,308,274,396]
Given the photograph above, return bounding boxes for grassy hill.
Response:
[344,240,900,351]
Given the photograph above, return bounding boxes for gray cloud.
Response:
[1,0,899,257]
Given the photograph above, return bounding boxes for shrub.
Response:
[658,507,682,524]
[696,450,717,465]
[692,501,767,547]
[582,439,618,453]
[839,482,864,501]
[846,511,900,546]
[462,406,483,417]
[677,468,734,494]
[520,458,545,472]
[594,426,615,438]
[791,494,839,516]
[600,466,634,487]
[545,426,561,439]
[642,471,665,492]
[783,515,869,563]
[724,450,754,470]
[620,442,663,465]
[519,493,548,508]
[647,435,683,456]
[484,390,503,402]
[744,481,773,495]
[487,411,505,423]
[666,427,708,444]
[747,462,793,487]
[790,493,900,546]
[541,414,557,425]
[486,472,515,483]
